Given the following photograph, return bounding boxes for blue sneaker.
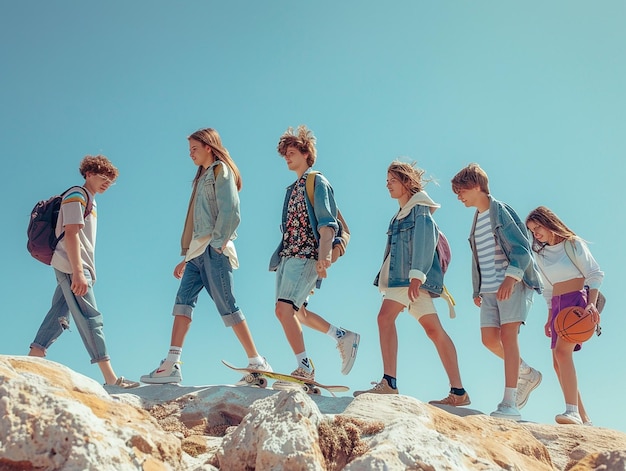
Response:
[490,402,521,421]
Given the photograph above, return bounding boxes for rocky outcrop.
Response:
[1,355,625,470]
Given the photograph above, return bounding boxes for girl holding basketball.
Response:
[526,206,604,425]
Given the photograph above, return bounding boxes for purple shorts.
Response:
[550,288,588,351]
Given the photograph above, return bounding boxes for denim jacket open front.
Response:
[269,168,339,271]
[374,203,444,296]
[193,161,240,249]
[469,196,543,299]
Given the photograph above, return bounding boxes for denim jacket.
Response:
[189,161,240,251]
[469,196,543,298]
[269,168,339,271]
[374,192,444,295]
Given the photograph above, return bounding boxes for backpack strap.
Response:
[53,186,93,247]
[563,239,606,316]
[305,171,318,208]
[62,186,93,219]
[305,171,350,258]
[563,240,583,275]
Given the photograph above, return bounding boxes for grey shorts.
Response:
[480,282,534,328]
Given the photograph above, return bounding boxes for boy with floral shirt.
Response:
[269,125,359,384]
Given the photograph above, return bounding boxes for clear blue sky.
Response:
[2,2,624,432]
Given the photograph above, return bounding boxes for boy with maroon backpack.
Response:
[27,155,139,388]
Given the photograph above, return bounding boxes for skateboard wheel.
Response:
[244,374,256,384]
[311,387,321,395]
[302,385,310,393]
[258,377,268,388]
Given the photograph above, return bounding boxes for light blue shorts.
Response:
[479,282,533,328]
[275,257,318,311]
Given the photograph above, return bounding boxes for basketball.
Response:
[554,306,598,344]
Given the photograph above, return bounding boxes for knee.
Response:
[481,332,499,350]
[377,311,395,330]
[275,302,293,322]
[553,346,572,364]
[423,324,441,341]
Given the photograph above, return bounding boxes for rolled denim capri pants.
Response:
[173,245,245,327]
[31,268,110,364]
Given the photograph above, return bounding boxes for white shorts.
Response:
[383,287,437,321]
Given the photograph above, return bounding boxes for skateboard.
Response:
[222,360,350,397]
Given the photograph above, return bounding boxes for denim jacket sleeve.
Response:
[309,172,339,237]
[209,162,240,249]
[408,207,437,283]
[492,200,534,281]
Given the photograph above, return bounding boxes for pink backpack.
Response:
[436,230,452,275]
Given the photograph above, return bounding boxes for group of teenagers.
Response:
[27,125,603,427]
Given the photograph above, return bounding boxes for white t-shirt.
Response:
[51,188,97,281]
[185,236,239,269]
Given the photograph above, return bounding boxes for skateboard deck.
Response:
[222,360,349,397]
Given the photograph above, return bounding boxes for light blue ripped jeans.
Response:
[30,268,110,363]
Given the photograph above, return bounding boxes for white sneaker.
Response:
[236,358,273,386]
[140,360,182,384]
[556,411,583,425]
[337,328,360,375]
[517,367,542,409]
[490,402,522,421]
[273,365,315,390]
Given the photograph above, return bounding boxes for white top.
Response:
[535,239,604,306]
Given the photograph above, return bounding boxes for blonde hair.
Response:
[79,155,118,181]
[451,163,490,194]
[277,125,317,167]
[188,128,242,191]
[387,160,428,195]
[525,206,578,252]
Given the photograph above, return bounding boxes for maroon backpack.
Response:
[27,186,92,265]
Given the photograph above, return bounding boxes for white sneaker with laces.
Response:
[516,367,542,409]
[556,411,583,425]
[490,402,522,421]
[140,360,182,384]
[336,328,360,375]
[236,358,273,386]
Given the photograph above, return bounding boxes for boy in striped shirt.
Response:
[452,163,543,421]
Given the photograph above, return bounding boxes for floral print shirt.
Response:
[279,176,317,259]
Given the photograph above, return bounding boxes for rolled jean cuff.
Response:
[222,310,245,327]
[91,355,111,365]
[173,304,194,319]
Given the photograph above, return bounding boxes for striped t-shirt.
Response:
[474,209,507,294]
